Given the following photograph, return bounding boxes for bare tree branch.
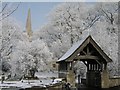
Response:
[83,15,101,31]
[0,3,8,14]
[101,9,114,24]
[0,2,21,21]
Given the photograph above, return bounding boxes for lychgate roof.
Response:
[58,35,112,63]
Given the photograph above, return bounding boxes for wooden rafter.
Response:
[58,35,112,63]
[75,55,99,60]
[82,50,87,55]
[87,46,89,54]
[80,46,93,56]
[94,59,101,66]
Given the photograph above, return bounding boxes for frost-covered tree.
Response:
[33,24,72,58]
[0,18,23,74]
[89,2,118,76]
[1,17,55,79]
[10,38,54,78]
[0,2,21,75]
[35,2,118,76]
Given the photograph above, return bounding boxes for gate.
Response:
[87,71,101,87]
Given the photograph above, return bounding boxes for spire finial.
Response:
[26,8,32,38]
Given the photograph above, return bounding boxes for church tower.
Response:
[26,8,32,41]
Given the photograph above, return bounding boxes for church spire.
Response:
[26,8,32,38]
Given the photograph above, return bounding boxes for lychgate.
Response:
[57,35,113,88]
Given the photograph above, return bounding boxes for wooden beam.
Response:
[82,50,87,55]
[87,46,89,54]
[94,59,101,66]
[75,55,99,60]
[90,39,112,62]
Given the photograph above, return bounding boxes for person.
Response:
[66,83,71,90]
[62,80,71,90]
[7,73,11,80]
[78,74,80,84]
[1,73,5,84]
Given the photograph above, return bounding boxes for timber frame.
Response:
[57,35,113,88]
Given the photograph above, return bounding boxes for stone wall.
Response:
[101,70,120,88]
[101,70,109,88]
[109,77,120,87]
[66,70,76,87]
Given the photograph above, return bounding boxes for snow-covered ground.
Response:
[35,71,58,79]
[0,71,61,89]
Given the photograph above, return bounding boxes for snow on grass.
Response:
[0,80,51,89]
[0,81,32,88]
[35,71,58,79]
[0,71,60,89]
